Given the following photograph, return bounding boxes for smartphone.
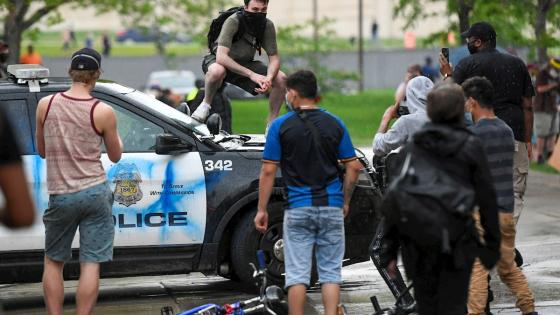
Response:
[442,47,450,62]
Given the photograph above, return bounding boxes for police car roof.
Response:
[0,76,134,96]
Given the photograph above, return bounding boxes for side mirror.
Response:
[206,113,222,135]
[156,134,193,155]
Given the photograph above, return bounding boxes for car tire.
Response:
[230,201,318,288]
[231,201,285,287]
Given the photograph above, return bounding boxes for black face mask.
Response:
[242,10,267,35]
[467,41,478,55]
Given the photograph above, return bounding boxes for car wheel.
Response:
[231,201,285,286]
[231,201,318,288]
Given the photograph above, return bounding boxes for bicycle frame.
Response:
[168,250,287,315]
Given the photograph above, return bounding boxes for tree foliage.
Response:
[276,18,358,93]
[393,0,560,63]
[0,0,231,63]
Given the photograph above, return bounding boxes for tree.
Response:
[393,0,560,64]
[530,0,559,63]
[276,18,358,93]
[0,0,226,64]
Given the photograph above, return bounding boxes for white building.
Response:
[43,0,450,39]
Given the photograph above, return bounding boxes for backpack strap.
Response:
[296,110,339,167]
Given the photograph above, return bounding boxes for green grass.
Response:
[23,30,409,58]
[32,42,204,58]
[231,89,394,146]
[530,161,560,174]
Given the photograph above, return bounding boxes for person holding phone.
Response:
[440,22,536,315]
[439,21,534,233]
[372,76,434,157]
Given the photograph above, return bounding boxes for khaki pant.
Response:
[467,213,535,315]
[513,141,529,225]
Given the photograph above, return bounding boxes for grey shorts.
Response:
[43,182,114,263]
[202,54,267,96]
[534,112,559,137]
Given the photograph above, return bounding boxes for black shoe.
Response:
[485,274,494,315]
[515,248,524,267]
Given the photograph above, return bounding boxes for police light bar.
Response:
[7,64,49,80]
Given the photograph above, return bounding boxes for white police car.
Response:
[0,65,382,285]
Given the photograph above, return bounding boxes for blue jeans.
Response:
[283,206,345,288]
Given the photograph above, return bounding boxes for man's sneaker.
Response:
[515,248,524,267]
[191,103,210,122]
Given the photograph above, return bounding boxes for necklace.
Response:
[299,104,317,110]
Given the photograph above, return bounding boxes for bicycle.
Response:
[161,250,288,315]
[370,283,416,315]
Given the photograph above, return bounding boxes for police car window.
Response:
[105,102,163,152]
[1,99,33,154]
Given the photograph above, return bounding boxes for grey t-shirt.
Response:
[469,118,515,213]
[217,14,278,63]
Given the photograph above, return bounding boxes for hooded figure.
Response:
[373,76,434,156]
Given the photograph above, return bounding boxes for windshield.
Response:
[124,90,210,136]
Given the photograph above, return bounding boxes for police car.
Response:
[0,65,382,285]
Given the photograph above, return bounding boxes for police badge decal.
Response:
[113,163,143,207]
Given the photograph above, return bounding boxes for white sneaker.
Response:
[191,103,211,122]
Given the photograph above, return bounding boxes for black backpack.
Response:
[381,140,476,254]
[207,6,245,54]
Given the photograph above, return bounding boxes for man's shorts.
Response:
[534,111,559,137]
[43,182,114,263]
[202,54,267,96]
[283,206,345,289]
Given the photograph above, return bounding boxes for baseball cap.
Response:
[70,48,101,70]
[461,22,496,42]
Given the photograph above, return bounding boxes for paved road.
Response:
[1,171,559,314]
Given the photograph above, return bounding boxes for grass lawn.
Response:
[231,89,394,147]
[25,30,408,58]
[233,91,560,175]
[530,161,559,174]
[32,42,204,58]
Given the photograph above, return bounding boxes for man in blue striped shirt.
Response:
[463,77,537,315]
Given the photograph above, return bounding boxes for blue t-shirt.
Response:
[263,109,356,209]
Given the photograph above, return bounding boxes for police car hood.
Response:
[217,133,266,151]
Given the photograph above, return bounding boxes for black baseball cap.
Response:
[70,48,101,70]
[461,22,496,42]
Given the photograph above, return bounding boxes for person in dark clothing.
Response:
[0,108,35,228]
[157,89,178,107]
[379,83,501,315]
[179,87,233,134]
[102,33,111,57]
[421,56,439,82]
[439,21,535,228]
